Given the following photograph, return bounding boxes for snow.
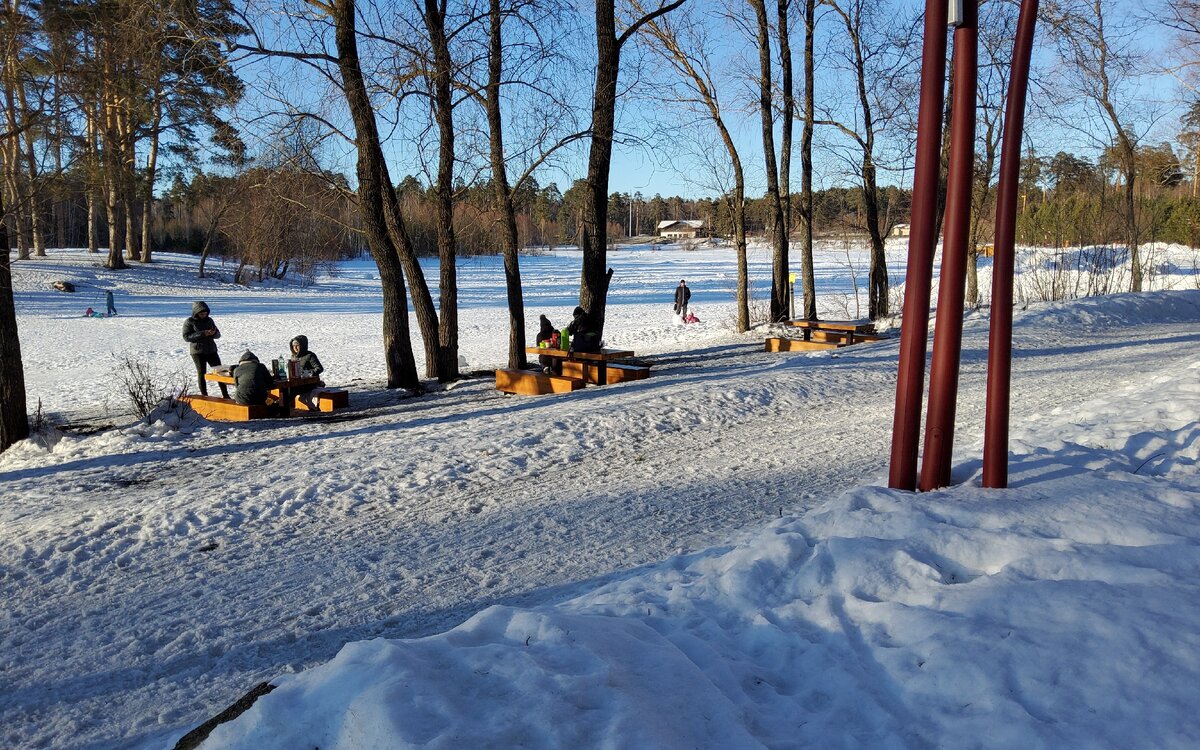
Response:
[2,242,1199,749]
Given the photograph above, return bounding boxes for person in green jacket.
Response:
[232,351,273,406]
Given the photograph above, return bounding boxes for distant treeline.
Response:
[27,145,1200,284]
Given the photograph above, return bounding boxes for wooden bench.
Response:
[765,337,845,352]
[290,388,350,413]
[495,368,586,396]
[561,361,651,385]
[181,395,271,421]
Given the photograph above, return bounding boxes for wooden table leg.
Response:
[596,360,607,386]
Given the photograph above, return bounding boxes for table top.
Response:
[783,319,874,332]
[526,347,635,361]
[204,370,321,388]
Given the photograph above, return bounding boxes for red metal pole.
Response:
[889,0,949,491]
[983,0,1039,489]
[920,0,977,491]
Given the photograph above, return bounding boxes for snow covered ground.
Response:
[2,243,1199,749]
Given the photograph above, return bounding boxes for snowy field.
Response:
[2,242,1199,749]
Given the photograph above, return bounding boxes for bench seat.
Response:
[560,361,651,385]
[495,368,585,395]
[291,388,350,413]
[181,395,271,421]
[765,337,845,352]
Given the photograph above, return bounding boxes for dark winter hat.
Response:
[192,301,211,316]
[290,335,309,353]
[239,350,258,363]
[573,306,586,317]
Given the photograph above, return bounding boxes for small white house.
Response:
[890,223,911,238]
[657,219,705,239]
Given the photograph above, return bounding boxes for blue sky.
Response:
[226,0,1188,202]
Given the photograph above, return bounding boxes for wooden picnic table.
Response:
[525,346,635,386]
[782,319,878,345]
[204,370,322,416]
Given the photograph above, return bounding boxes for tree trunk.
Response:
[87,188,98,253]
[778,0,794,236]
[0,192,29,453]
[580,0,620,333]
[486,0,528,369]
[799,0,816,319]
[331,0,420,389]
[751,0,787,322]
[124,195,139,261]
[141,98,162,263]
[1125,161,1140,291]
[104,168,126,269]
[15,80,44,256]
[424,0,460,381]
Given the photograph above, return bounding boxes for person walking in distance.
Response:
[105,289,117,317]
[182,301,226,397]
[674,279,691,319]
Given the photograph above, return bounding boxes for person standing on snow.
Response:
[673,279,691,319]
[105,290,117,317]
[183,301,224,396]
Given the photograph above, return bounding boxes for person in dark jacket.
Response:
[289,335,325,380]
[232,350,273,406]
[567,306,601,353]
[183,301,223,396]
[673,279,691,318]
[105,290,117,317]
[535,314,556,373]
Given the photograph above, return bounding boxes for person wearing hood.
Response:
[567,305,601,353]
[289,335,325,380]
[535,315,556,373]
[183,301,223,396]
[232,351,273,406]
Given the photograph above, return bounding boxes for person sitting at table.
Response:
[289,334,326,409]
[567,305,602,353]
[535,314,556,373]
[289,335,325,381]
[232,350,273,406]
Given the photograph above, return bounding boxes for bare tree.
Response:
[643,7,749,330]
[1045,0,1154,291]
[579,0,687,334]
[749,0,789,321]
[817,0,915,319]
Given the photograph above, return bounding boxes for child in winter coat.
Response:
[535,315,556,373]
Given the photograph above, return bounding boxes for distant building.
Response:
[890,223,911,238]
[657,219,705,239]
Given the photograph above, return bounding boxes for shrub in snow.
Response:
[114,353,191,424]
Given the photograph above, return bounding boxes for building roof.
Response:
[657,219,705,230]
